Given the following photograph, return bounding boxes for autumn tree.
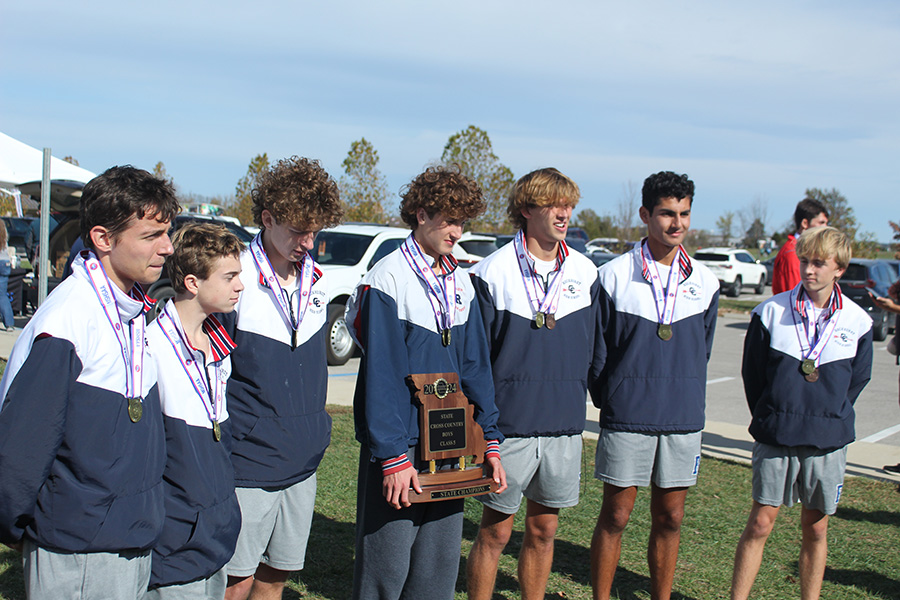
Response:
[227,154,269,226]
[805,188,857,240]
[152,161,174,186]
[615,180,640,248]
[716,211,735,245]
[441,125,515,233]
[62,156,79,166]
[571,208,616,241]
[339,138,390,224]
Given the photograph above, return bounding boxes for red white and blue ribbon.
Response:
[249,233,315,331]
[156,304,226,428]
[399,233,458,334]
[81,250,145,400]
[640,239,692,329]
[512,230,567,319]
[790,282,842,368]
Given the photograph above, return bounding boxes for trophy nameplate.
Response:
[405,373,499,503]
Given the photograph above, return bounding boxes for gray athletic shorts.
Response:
[144,568,226,600]
[477,435,582,514]
[226,474,317,577]
[594,429,702,488]
[751,442,847,515]
[23,539,151,600]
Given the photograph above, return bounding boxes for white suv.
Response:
[693,247,767,297]
[312,224,489,365]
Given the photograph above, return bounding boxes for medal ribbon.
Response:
[157,304,223,426]
[640,240,691,328]
[512,230,568,318]
[81,251,144,399]
[249,233,315,331]
[790,282,842,367]
[399,233,457,333]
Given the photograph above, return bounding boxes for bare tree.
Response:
[616,181,639,245]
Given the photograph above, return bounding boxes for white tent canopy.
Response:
[0,130,95,188]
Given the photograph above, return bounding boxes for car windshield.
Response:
[843,264,869,282]
[459,240,497,257]
[694,253,728,262]
[312,232,373,265]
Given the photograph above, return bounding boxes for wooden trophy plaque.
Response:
[405,372,499,503]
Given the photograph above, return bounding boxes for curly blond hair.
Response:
[399,165,485,230]
[252,156,343,230]
[507,168,580,230]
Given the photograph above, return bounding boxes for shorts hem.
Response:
[226,567,260,579]
[653,478,698,488]
[260,559,304,572]
[475,497,520,515]
[595,474,649,488]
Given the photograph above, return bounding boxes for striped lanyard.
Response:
[790,283,842,367]
[81,251,144,400]
[250,233,314,331]
[156,304,223,427]
[512,230,567,318]
[640,240,691,328]
[400,233,457,333]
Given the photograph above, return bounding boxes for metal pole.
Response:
[38,148,51,305]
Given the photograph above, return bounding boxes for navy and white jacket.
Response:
[469,241,602,438]
[346,247,503,463]
[742,288,873,450]
[0,255,165,552]
[147,302,241,588]
[591,246,719,433]
[219,247,331,488]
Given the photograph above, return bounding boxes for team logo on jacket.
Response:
[562,278,582,300]
[681,284,702,301]
[309,289,326,315]
[832,327,856,347]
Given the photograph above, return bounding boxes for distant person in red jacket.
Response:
[772,199,829,294]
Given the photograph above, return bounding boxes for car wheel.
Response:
[145,285,174,324]
[873,310,889,342]
[326,304,355,366]
[728,276,742,298]
[754,275,766,295]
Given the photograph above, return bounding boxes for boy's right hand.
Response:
[383,465,422,509]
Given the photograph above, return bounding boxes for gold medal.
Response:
[545,314,556,330]
[441,329,451,347]
[213,420,221,442]
[535,312,545,329]
[127,397,143,423]
[801,359,816,375]
[658,324,673,341]
[804,368,819,383]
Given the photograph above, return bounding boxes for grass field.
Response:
[2,407,900,599]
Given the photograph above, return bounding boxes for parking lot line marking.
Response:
[860,424,900,444]
[707,377,735,385]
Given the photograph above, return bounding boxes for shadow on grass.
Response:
[293,513,356,600]
[835,506,900,528]
[825,567,900,598]
[459,517,700,600]
[0,545,24,600]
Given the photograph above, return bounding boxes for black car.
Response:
[841,258,897,342]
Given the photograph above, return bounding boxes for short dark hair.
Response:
[251,156,343,231]
[399,164,486,230]
[80,165,180,249]
[167,222,245,294]
[793,198,829,231]
[641,171,694,212]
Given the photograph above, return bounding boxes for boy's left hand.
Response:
[485,455,507,494]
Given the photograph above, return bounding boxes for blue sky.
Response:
[3,0,899,241]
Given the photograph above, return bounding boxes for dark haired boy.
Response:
[466,167,601,599]
[145,222,245,599]
[772,198,829,294]
[731,226,872,600]
[221,156,343,600]
[589,171,719,600]
[0,165,179,599]
[346,165,506,600]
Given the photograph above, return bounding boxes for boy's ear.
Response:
[90,226,113,253]
[183,274,201,296]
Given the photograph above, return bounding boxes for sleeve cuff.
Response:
[381,454,411,476]
[484,439,500,460]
